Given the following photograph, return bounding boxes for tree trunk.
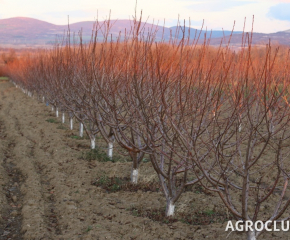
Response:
[130,151,139,184]
[62,112,65,123]
[107,142,113,159]
[79,123,83,137]
[131,169,138,184]
[247,230,256,240]
[70,118,73,130]
[56,108,59,117]
[90,136,95,149]
[166,199,175,217]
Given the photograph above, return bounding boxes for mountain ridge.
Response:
[0,17,289,48]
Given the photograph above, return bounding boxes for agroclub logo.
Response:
[226,220,290,232]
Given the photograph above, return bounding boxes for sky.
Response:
[0,0,290,33]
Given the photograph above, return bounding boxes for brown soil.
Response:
[0,80,287,239]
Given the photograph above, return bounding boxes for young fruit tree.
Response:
[189,41,290,240]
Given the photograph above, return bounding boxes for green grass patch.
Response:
[70,135,83,140]
[57,124,67,130]
[142,158,150,163]
[91,175,161,193]
[0,77,9,81]
[91,175,210,195]
[127,206,233,225]
[203,209,215,216]
[84,226,93,233]
[80,147,122,163]
[46,118,58,123]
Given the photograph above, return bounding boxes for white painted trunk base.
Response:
[56,108,59,117]
[91,137,96,149]
[270,125,275,133]
[70,118,73,130]
[108,142,113,158]
[247,230,256,240]
[131,169,138,184]
[166,201,175,217]
[62,113,65,123]
[80,123,83,137]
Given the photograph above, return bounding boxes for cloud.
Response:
[267,3,290,21]
[186,0,256,12]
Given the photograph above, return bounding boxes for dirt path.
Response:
[0,80,286,240]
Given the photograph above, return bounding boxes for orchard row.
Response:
[6,17,290,240]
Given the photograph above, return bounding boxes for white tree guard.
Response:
[131,169,138,184]
[62,112,65,123]
[80,123,83,137]
[70,118,73,130]
[166,201,175,217]
[91,136,96,149]
[248,230,256,240]
[239,123,242,132]
[108,142,113,158]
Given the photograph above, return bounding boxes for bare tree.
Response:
[189,40,290,239]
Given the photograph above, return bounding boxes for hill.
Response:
[0,17,289,48]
